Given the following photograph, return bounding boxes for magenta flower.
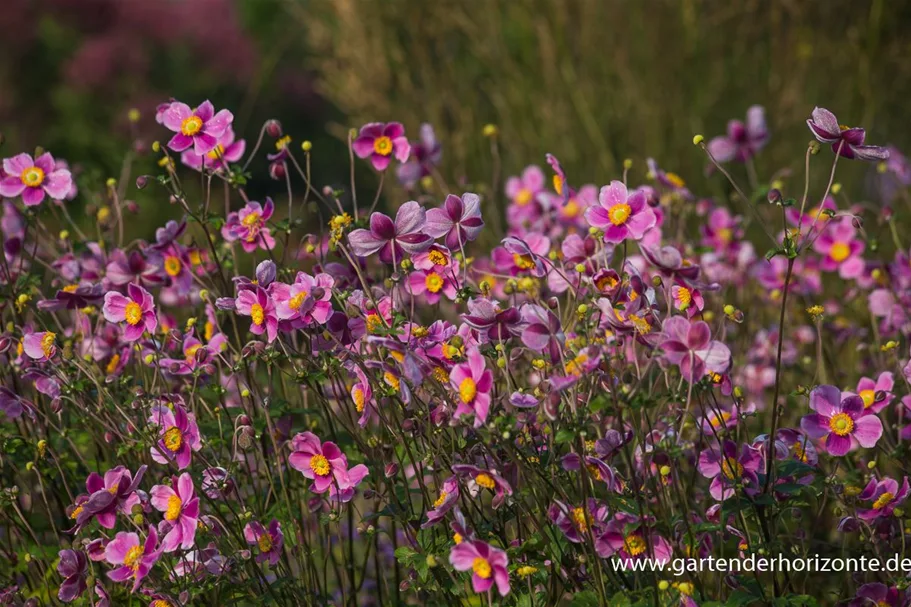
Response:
[222,198,276,253]
[57,549,88,603]
[289,431,358,494]
[548,499,609,543]
[105,528,161,592]
[72,465,146,531]
[22,330,57,362]
[270,271,335,327]
[707,105,769,163]
[424,193,484,250]
[150,473,200,552]
[0,152,73,206]
[849,584,907,607]
[158,329,227,375]
[586,181,656,243]
[519,303,564,363]
[452,464,512,509]
[660,316,731,382]
[148,403,202,470]
[491,234,551,277]
[181,127,245,172]
[813,217,864,279]
[595,512,672,565]
[349,364,375,428]
[461,298,522,343]
[161,100,234,155]
[396,123,441,187]
[347,201,433,263]
[235,286,278,343]
[449,539,510,597]
[449,347,493,428]
[407,267,458,304]
[244,519,283,566]
[806,106,889,161]
[353,122,410,171]
[697,440,763,501]
[856,476,910,521]
[505,165,546,223]
[849,371,894,414]
[800,385,883,456]
[102,284,157,342]
[423,476,460,528]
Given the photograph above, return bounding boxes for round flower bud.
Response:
[482,124,498,137]
[265,119,283,138]
[692,134,704,145]
[302,140,312,152]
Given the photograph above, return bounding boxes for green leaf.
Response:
[555,429,576,444]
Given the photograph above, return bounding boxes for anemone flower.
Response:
[800,385,883,456]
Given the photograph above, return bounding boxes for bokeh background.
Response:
[1,0,910,236]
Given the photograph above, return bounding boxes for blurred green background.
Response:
[1,0,910,237]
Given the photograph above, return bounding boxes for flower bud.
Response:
[135,175,149,189]
[301,140,312,152]
[692,134,704,145]
[265,119,283,138]
[767,189,782,204]
[256,260,277,287]
[482,124,498,137]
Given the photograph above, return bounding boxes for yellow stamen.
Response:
[164,255,182,277]
[459,377,477,404]
[608,203,631,226]
[873,492,895,510]
[163,426,183,452]
[164,495,182,521]
[124,301,143,326]
[830,242,850,263]
[123,545,144,570]
[471,557,492,579]
[623,534,647,557]
[250,303,265,326]
[859,389,876,409]
[20,166,45,188]
[309,454,330,476]
[425,272,444,293]
[475,473,495,490]
[180,115,203,136]
[829,412,854,436]
[433,491,448,508]
[373,136,393,156]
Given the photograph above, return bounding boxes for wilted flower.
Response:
[56,550,87,603]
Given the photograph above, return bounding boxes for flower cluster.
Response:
[1,101,909,607]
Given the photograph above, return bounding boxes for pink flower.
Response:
[235,286,278,343]
[161,100,234,155]
[22,330,58,362]
[424,193,484,250]
[102,284,157,342]
[150,473,200,552]
[353,122,410,171]
[222,198,276,253]
[595,513,672,565]
[800,385,883,456]
[0,152,73,206]
[706,105,769,163]
[288,431,365,495]
[104,528,161,592]
[181,127,245,172]
[585,181,656,243]
[449,540,510,597]
[244,519,283,566]
[72,465,146,531]
[347,201,433,263]
[660,316,731,382]
[813,217,864,279]
[856,476,910,521]
[846,371,894,414]
[148,403,202,470]
[407,267,458,304]
[505,165,546,223]
[270,271,335,327]
[449,347,493,428]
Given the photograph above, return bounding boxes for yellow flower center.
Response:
[62,284,79,293]
[629,314,651,335]
[124,301,143,326]
[721,458,743,480]
[425,272,444,293]
[472,557,492,579]
[562,199,580,218]
[710,411,732,429]
[165,494,182,521]
[586,463,602,481]
[717,228,733,244]
[830,242,850,263]
[793,443,809,463]
[608,203,631,226]
[553,175,563,195]
[366,314,383,334]
[41,332,56,358]
[123,545,144,570]
[676,287,692,310]
[207,144,225,160]
[432,367,449,383]
[275,135,291,151]
[384,371,400,391]
[163,426,183,452]
[20,166,45,188]
[512,253,536,270]
[442,341,464,361]
[241,212,262,230]
[257,533,273,553]
[829,412,854,436]
[250,303,265,326]
[373,136,393,156]
[180,115,203,136]
[151,601,174,607]
[352,388,366,412]
[428,250,448,266]
[288,291,308,311]
[873,491,895,510]
[517,565,538,577]
[204,321,214,341]
[70,505,84,520]
[515,188,533,206]
[665,172,686,188]
[105,354,121,375]
[623,534,647,557]
[859,389,876,409]
[309,454,331,476]
[184,343,202,363]
[164,255,182,277]
[453,532,463,545]
[475,473,496,490]
[434,491,448,508]
[459,377,477,404]
[411,325,429,338]
[572,507,589,533]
